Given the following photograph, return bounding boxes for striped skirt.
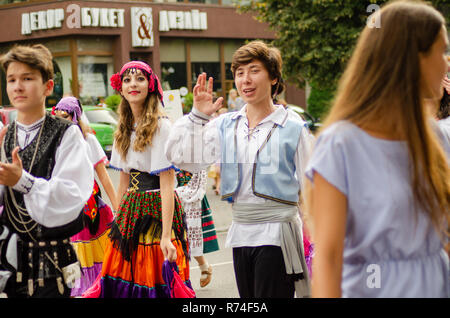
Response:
[201,196,219,254]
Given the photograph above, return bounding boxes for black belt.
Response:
[128,169,160,192]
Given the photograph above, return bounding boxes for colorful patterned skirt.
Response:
[99,187,191,298]
[70,180,114,297]
[176,170,219,256]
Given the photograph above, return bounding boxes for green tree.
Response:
[307,81,335,120]
[237,0,450,119]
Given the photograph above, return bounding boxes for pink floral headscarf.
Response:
[110,61,164,106]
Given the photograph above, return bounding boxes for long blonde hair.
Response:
[308,0,449,236]
[114,93,162,160]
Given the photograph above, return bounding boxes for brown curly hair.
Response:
[114,92,163,160]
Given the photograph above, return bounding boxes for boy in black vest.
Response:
[0,44,94,297]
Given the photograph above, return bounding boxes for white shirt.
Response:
[165,105,313,248]
[85,133,108,167]
[0,116,94,228]
[110,118,177,190]
[110,118,175,175]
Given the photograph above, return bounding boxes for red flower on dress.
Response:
[110,73,122,91]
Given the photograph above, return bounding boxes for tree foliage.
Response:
[237,0,450,119]
[237,0,450,91]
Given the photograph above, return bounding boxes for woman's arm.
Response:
[311,172,347,298]
[95,162,119,211]
[159,168,177,262]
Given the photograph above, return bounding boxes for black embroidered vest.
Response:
[1,113,84,241]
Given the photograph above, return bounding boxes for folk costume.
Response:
[166,105,312,298]
[176,170,219,257]
[96,61,191,298]
[0,113,94,298]
[53,97,114,297]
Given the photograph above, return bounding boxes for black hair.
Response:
[438,89,450,119]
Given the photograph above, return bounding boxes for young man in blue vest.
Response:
[166,41,312,298]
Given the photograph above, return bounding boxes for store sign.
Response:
[159,9,207,32]
[21,9,65,34]
[131,7,154,47]
[21,5,125,35]
[81,7,125,28]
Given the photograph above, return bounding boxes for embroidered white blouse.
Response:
[176,170,207,257]
[165,105,313,248]
[0,115,94,228]
[110,117,177,178]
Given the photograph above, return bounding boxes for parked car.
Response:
[82,106,118,159]
[286,104,322,133]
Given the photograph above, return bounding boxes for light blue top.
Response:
[305,121,449,298]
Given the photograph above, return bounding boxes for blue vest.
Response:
[218,111,303,206]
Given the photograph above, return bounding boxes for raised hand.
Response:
[193,73,223,116]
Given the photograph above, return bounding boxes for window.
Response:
[160,39,187,91]
[191,62,221,92]
[191,39,221,93]
[184,0,219,3]
[221,0,236,5]
[224,40,245,95]
[53,56,72,97]
[0,0,27,4]
[158,39,246,97]
[46,60,64,107]
[154,0,219,3]
[161,63,187,90]
[78,56,114,105]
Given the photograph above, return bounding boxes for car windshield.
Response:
[85,109,118,126]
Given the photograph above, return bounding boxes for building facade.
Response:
[0,0,306,108]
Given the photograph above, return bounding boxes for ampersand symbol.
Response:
[138,14,151,40]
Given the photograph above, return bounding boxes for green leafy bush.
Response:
[105,94,121,113]
[182,92,194,114]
